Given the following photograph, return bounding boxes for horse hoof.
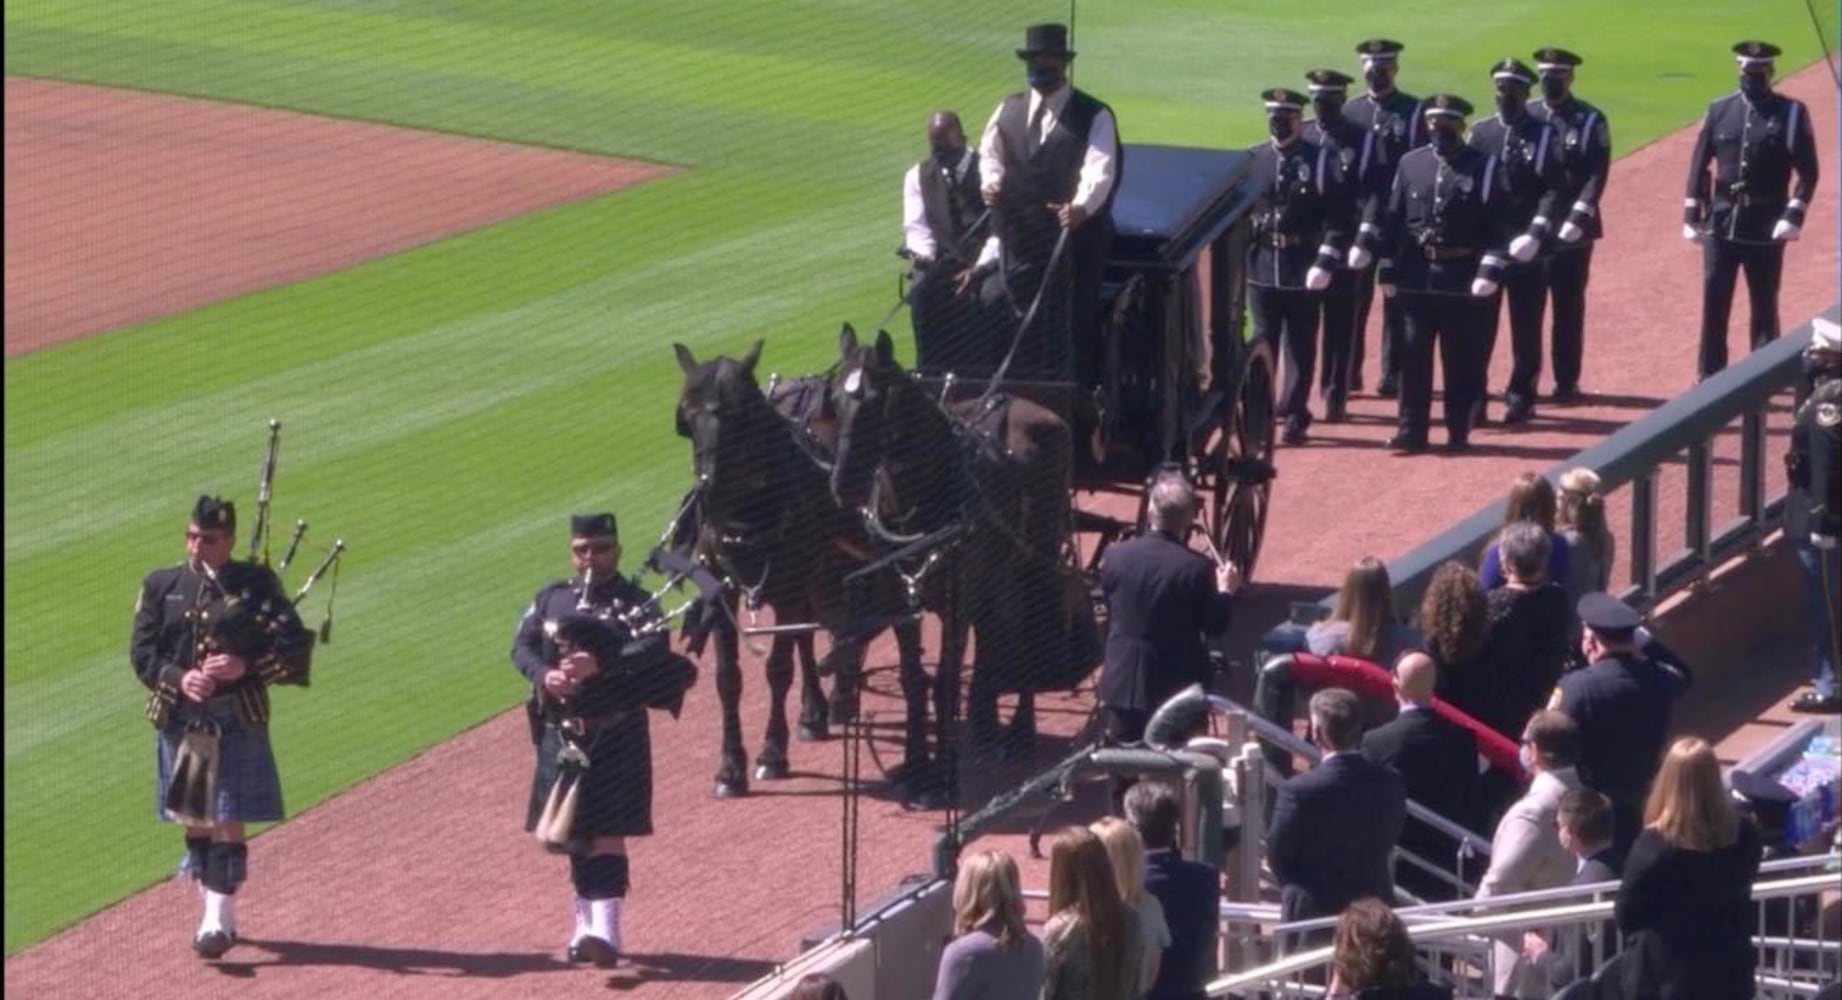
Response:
[797,722,829,743]
[713,779,750,799]
[754,759,790,781]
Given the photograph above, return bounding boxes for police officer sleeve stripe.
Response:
[1359,131,1375,178]
[1573,200,1596,217]
[1534,123,1552,166]
[1315,143,1329,195]
[1789,198,1809,211]
[1481,155,1498,202]
[1583,111,1600,143]
[1785,102,1801,152]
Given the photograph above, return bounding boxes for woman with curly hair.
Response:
[1329,898,1451,999]
[1480,472,1573,590]
[1418,561,1488,707]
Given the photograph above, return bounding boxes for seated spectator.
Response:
[1521,787,1622,990]
[1460,523,1573,741]
[1556,468,1615,599]
[1480,473,1573,590]
[931,849,1044,1000]
[1308,557,1425,666]
[1476,710,1584,999]
[1091,817,1169,997]
[1616,737,1762,1000]
[1328,898,1453,1000]
[1418,562,1488,714]
[1042,826,1143,1000]
[1125,781,1221,1000]
[1269,689,1406,930]
[1362,652,1479,901]
[790,972,851,1000]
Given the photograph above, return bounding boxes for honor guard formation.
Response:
[126,24,1832,995]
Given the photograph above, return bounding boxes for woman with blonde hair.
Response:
[1042,826,1142,1000]
[1556,467,1615,598]
[1615,737,1762,1000]
[1090,817,1169,995]
[930,849,1043,1000]
[1307,557,1424,666]
[1480,472,1573,589]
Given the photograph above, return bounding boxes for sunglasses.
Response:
[186,529,232,545]
[571,540,616,555]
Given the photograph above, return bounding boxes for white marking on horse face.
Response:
[843,367,863,397]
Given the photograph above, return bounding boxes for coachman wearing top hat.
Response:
[976,22,1123,387]
[131,494,316,959]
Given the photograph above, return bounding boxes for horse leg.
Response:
[889,620,947,807]
[825,638,863,725]
[712,612,749,799]
[934,601,969,804]
[755,634,794,781]
[795,632,828,742]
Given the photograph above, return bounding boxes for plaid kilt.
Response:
[155,698,284,823]
[525,715,653,839]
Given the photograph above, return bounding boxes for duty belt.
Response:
[1421,244,1476,260]
[556,711,629,737]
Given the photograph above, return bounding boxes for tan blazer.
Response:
[1477,767,1582,998]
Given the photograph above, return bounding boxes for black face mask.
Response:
[1027,65,1064,91]
[1739,74,1772,101]
[1496,91,1526,118]
[1268,116,1297,142]
[1312,95,1346,121]
[1540,75,1569,102]
[1430,126,1463,153]
[1364,66,1393,92]
[932,146,961,167]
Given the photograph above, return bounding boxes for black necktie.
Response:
[1027,99,1049,156]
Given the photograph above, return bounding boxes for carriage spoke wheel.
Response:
[1207,337,1276,581]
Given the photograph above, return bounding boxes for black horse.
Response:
[828,325,1096,759]
[673,340,941,802]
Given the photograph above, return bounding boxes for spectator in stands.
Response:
[1328,898,1453,1000]
[1459,523,1573,741]
[1308,557,1425,666]
[1042,826,1143,1000]
[1362,652,1479,901]
[1480,473,1573,590]
[1419,562,1488,718]
[1521,787,1622,990]
[790,972,851,1000]
[1269,689,1407,932]
[1616,737,1762,1000]
[1477,710,1584,999]
[1091,817,1169,996]
[931,849,1044,1000]
[1125,781,1220,1000]
[1557,468,1615,598]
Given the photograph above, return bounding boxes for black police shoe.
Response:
[1282,421,1310,446]
[1385,433,1427,454]
[1323,394,1349,424]
[1550,383,1583,403]
[1502,395,1535,425]
[193,930,234,960]
[569,935,620,967]
[1376,373,1400,398]
[1443,435,1472,454]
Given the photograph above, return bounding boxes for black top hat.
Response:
[1305,68,1355,92]
[570,512,618,540]
[1356,39,1405,61]
[1017,23,1075,60]
[1532,47,1584,72]
[192,495,236,532]
[1491,58,1537,86]
[1262,88,1308,111]
[1733,40,1781,68]
[1421,93,1475,119]
[1576,592,1642,635]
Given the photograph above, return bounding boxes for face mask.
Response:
[1540,76,1569,102]
[1027,65,1064,91]
[1268,116,1296,141]
[1496,91,1526,117]
[1312,95,1345,121]
[1364,66,1393,92]
[1430,126,1462,153]
[932,146,961,167]
[1519,742,1536,772]
[1739,74,1771,100]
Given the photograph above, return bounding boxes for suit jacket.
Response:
[1364,706,1480,891]
[1098,531,1233,712]
[1478,768,1583,998]
[1143,849,1221,1000]
[1615,822,1762,1000]
[1268,753,1407,922]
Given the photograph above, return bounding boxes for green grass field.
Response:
[4,0,1834,953]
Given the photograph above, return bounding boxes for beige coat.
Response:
[1477,767,1582,998]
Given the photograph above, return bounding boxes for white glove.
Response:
[1558,221,1584,243]
[1305,265,1332,291]
[1471,277,1500,298]
[1508,234,1540,262]
[1380,283,1397,298]
[1682,223,1703,243]
[1346,245,1374,270]
[1773,219,1801,241]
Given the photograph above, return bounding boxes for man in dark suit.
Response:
[1524,787,1623,989]
[1362,652,1479,900]
[1269,687,1408,928]
[1126,781,1222,1000]
[1098,472,1240,807]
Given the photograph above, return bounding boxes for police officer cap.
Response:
[1732,40,1781,69]
[1491,58,1537,86]
[570,512,618,540]
[1356,39,1404,62]
[1421,93,1474,120]
[1262,88,1308,112]
[1576,592,1642,636]
[1533,48,1584,73]
[1305,69,1355,93]
[192,494,236,531]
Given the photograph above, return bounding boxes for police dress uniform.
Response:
[1784,334,1841,709]
[978,23,1122,384]
[1303,68,1388,418]
[1552,593,1695,858]
[1368,94,1509,451]
[1467,59,1568,422]
[1344,39,1430,393]
[905,147,997,374]
[1247,88,1354,440]
[1529,48,1611,399]
[1686,41,1821,379]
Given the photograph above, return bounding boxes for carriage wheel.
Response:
[1208,337,1276,580]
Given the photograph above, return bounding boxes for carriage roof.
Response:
[1108,144,1257,272]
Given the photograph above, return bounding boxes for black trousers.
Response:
[1317,268,1360,399]
[1544,243,1594,391]
[1398,291,1488,442]
[1492,261,1550,402]
[913,262,1000,376]
[1250,284,1322,427]
[1699,238,1786,378]
[1351,264,1404,381]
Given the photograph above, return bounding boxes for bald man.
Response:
[902,110,998,374]
[1362,652,1480,900]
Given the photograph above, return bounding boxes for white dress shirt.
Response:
[977,84,1119,214]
